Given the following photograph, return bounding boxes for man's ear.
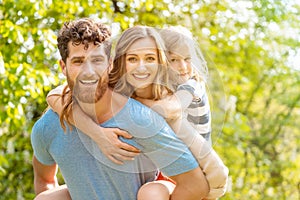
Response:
[60,60,67,75]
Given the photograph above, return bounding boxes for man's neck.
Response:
[77,88,128,124]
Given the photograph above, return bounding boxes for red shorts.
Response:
[155,171,176,184]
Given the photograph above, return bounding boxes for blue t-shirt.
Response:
[31,98,198,200]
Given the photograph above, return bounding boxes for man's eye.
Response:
[73,60,83,64]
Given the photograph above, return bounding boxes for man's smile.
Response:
[79,79,99,85]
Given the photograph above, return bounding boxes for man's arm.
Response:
[170,167,209,200]
[32,156,59,195]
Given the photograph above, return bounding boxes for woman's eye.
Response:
[146,57,156,62]
[128,57,137,62]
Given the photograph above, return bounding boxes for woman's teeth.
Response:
[133,74,149,79]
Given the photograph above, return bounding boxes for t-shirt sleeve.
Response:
[124,101,199,176]
[31,117,55,165]
[144,125,199,177]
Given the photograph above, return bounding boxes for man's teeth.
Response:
[81,80,98,84]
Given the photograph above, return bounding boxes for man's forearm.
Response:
[32,156,59,195]
[34,177,59,195]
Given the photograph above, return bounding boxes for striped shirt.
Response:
[177,80,211,142]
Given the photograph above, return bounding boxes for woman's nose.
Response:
[136,60,147,71]
[139,59,145,66]
[136,64,146,72]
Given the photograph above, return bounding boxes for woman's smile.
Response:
[132,72,151,80]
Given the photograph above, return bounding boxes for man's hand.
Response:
[96,127,141,164]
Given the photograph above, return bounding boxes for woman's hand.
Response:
[95,127,141,165]
[71,104,140,165]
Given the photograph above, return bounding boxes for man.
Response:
[31,18,209,200]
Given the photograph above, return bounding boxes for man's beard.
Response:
[67,74,109,104]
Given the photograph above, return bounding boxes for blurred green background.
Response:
[1,0,300,199]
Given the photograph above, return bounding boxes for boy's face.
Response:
[168,44,193,84]
[61,43,110,103]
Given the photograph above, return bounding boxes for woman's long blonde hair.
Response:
[109,26,170,100]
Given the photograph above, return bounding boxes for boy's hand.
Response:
[136,96,183,120]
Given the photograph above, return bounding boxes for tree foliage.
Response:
[0,0,299,199]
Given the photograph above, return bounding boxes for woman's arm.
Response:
[46,86,140,165]
[71,104,140,164]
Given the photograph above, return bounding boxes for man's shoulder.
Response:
[122,98,167,132]
[32,109,60,132]
[38,108,59,122]
[126,98,162,118]
[127,98,146,108]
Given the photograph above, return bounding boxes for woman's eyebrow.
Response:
[126,53,137,56]
[126,53,157,56]
[145,53,157,56]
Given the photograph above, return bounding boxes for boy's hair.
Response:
[159,26,208,82]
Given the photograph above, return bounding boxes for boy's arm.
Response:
[169,117,229,199]
[166,117,209,200]
[136,90,193,121]
[46,86,140,165]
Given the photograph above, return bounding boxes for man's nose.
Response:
[82,61,95,75]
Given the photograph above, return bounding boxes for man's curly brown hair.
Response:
[57,18,111,63]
